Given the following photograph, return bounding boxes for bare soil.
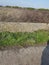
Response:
[0,46,45,65]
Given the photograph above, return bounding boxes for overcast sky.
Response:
[0,0,49,9]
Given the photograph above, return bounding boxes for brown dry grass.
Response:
[0,7,49,22]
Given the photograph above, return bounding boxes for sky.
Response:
[0,0,49,9]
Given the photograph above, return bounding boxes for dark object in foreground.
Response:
[41,40,49,65]
[47,40,49,45]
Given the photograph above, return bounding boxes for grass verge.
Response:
[0,30,49,47]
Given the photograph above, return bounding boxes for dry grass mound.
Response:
[0,7,49,23]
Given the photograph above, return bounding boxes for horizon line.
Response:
[0,5,49,9]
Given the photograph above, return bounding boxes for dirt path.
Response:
[0,46,45,65]
[0,22,49,32]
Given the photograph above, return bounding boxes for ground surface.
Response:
[0,22,49,32]
[0,46,45,65]
[0,7,49,22]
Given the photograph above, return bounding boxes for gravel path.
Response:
[0,46,46,65]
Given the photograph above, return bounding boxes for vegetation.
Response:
[38,8,49,11]
[26,7,35,10]
[0,30,49,47]
[5,6,22,8]
[0,6,49,22]
[0,5,49,11]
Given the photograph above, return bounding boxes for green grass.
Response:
[0,30,49,47]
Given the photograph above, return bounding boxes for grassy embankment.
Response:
[0,30,49,47]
